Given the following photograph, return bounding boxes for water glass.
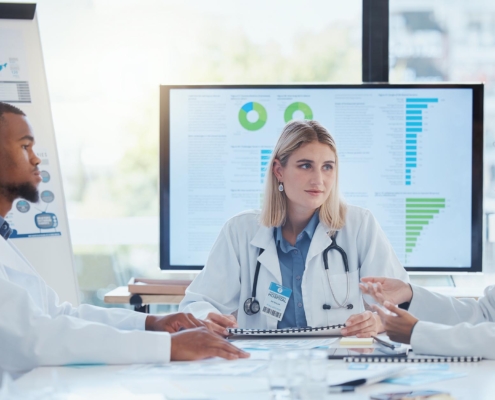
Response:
[300,349,329,400]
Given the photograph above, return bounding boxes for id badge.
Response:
[261,282,292,321]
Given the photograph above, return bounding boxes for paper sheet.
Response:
[121,377,269,400]
[120,360,266,377]
[327,364,406,386]
[0,29,31,103]
[231,337,339,351]
[383,369,466,386]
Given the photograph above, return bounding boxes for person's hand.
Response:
[205,312,238,337]
[341,311,382,338]
[170,327,250,361]
[371,301,419,344]
[145,313,206,333]
[359,277,413,305]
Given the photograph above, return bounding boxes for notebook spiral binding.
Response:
[228,324,345,335]
[344,355,482,363]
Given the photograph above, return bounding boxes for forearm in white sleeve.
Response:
[39,266,147,331]
[0,279,170,373]
[49,294,148,331]
[408,284,495,326]
[411,320,495,359]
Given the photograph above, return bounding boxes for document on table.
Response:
[122,377,270,400]
[327,363,407,387]
[120,359,266,377]
[231,337,339,351]
[382,364,467,385]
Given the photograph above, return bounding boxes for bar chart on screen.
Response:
[405,97,438,186]
[167,86,475,270]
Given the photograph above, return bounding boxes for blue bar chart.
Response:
[405,98,438,185]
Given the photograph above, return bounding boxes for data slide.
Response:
[168,87,472,268]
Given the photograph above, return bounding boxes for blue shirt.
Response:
[274,212,320,328]
[0,215,12,240]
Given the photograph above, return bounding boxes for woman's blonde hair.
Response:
[260,120,347,235]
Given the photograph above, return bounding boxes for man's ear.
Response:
[272,159,283,182]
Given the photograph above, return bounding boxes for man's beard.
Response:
[0,182,39,203]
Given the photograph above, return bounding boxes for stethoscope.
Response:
[244,231,354,315]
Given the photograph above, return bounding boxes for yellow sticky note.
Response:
[339,337,374,346]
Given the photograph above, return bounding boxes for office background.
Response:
[8,0,494,308]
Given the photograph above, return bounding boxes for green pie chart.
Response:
[239,102,267,131]
[284,102,313,123]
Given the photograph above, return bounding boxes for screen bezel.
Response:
[160,83,484,272]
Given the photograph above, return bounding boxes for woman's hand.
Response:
[341,311,382,338]
[371,302,419,344]
[204,312,238,337]
[359,277,413,305]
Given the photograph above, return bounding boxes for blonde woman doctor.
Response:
[180,120,409,337]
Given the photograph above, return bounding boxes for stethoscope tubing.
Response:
[322,232,351,309]
[245,231,353,315]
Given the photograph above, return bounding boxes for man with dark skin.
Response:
[0,102,248,373]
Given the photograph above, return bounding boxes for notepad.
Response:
[227,324,345,337]
[340,337,374,346]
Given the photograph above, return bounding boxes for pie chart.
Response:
[284,102,313,123]
[239,102,267,131]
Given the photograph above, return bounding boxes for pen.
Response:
[328,385,355,393]
[372,335,397,350]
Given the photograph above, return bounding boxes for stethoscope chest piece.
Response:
[322,303,354,310]
[244,297,260,315]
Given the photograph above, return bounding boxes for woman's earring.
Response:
[278,182,284,192]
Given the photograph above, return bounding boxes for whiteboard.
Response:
[0,8,79,305]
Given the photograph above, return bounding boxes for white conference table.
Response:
[12,356,495,399]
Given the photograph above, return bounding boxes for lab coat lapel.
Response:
[250,225,282,284]
[306,222,333,264]
[250,225,282,330]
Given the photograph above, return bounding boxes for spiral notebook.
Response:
[227,324,345,337]
[344,353,482,363]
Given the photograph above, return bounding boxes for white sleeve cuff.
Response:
[133,331,171,363]
[134,311,148,331]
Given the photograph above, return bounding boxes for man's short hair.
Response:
[0,102,25,120]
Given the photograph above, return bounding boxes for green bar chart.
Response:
[405,198,445,257]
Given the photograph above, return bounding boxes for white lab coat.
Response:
[0,237,171,375]
[409,284,495,359]
[180,205,409,328]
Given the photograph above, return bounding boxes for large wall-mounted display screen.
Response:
[160,84,483,272]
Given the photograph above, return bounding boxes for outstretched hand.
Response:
[359,277,413,305]
[371,301,419,344]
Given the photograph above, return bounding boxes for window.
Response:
[390,0,495,203]
[35,0,362,306]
